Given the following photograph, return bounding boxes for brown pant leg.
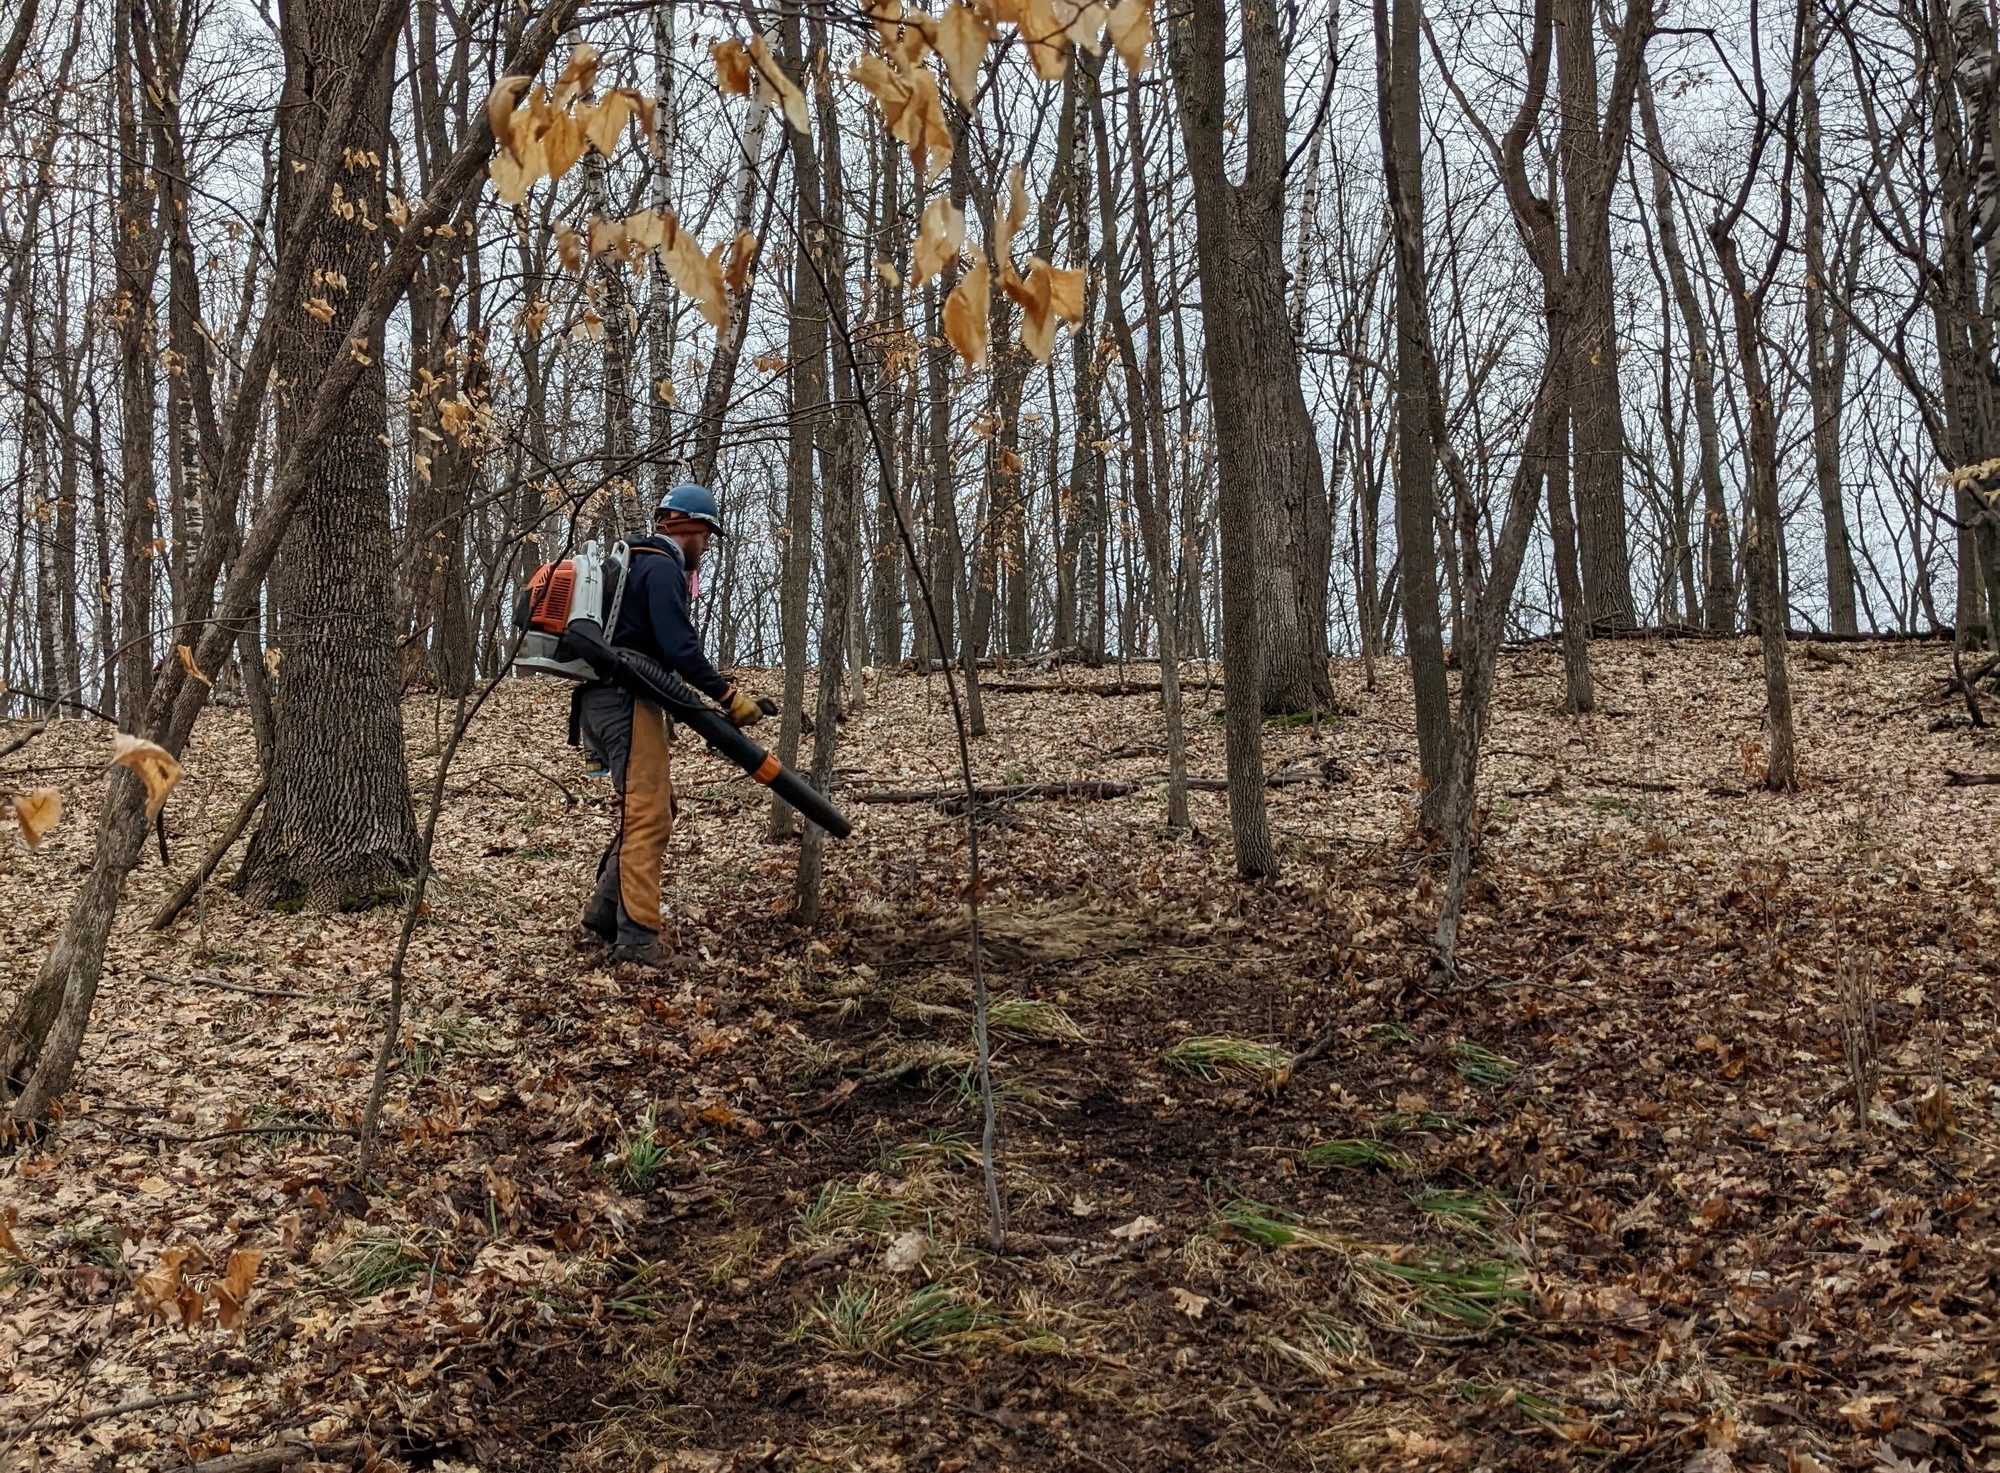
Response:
[616,700,674,933]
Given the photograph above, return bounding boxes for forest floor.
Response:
[1,639,1996,1472]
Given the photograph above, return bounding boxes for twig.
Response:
[178,1438,365,1473]
[59,1389,209,1429]
[151,776,270,930]
[141,969,308,1001]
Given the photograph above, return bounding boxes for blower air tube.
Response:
[557,619,853,840]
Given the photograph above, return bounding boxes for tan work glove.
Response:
[721,686,763,728]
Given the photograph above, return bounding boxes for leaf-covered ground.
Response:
[2,640,1996,1471]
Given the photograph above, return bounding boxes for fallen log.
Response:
[977,679,1224,696]
[1943,769,2000,787]
[850,768,1322,807]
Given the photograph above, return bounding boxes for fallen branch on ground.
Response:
[849,767,1323,808]
[976,679,1224,696]
[141,969,308,1000]
[1943,769,2000,787]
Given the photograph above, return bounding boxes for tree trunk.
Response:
[769,4,827,839]
[238,0,419,909]
[798,50,859,923]
[1086,54,1190,828]
[1379,0,1453,828]
[1798,0,1858,634]
[1168,0,1276,877]
[1555,0,1637,630]
[1711,227,1798,791]
[113,0,163,730]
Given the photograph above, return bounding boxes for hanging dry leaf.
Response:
[937,2,995,106]
[110,734,182,819]
[175,643,212,687]
[911,196,966,288]
[723,230,760,293]
[552,42,601,109]
[943,249,991,369]
[1019,0,1071,78]
[615,210,658,253]
[13,789,61,849]
[215,1248,264,1333]
[1059,0,1110,51]
[302,297,336,325]
[412,451,431,481]
[713,38,752,95]
[486,75,532,153]
[877,257,902,288]
[748,35,810,135]
[574,308,606,340]
[583,91,633,156]
[1006,256,1086,362]
[552,221,585,273]
[753,352,788,374]
[587,214,626,259]
[542,110,585,181]
[656,215,731,330]
[1105,0,1152,71]
[489,150,531,206]
[996,163,1028,277]
[655,377,677,403]
[386,192,410,228]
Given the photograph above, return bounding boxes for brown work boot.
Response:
[610,936,669,973]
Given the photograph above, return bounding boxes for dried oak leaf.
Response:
[485,74,532,153]
[713,38,752,96]
[748,35,810,136]
[215,1248,264,1333]
[551,42,600,109]
[110,733,182,819]
[937,1,996,106]
[911,195,966,289]
[943,249,990,369]
[724,230,760,294]
[553,221,585,273]
[174,643,212,687]
[1106,0,1152,71]
[12,789,61,849]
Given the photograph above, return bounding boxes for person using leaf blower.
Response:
[574,482,764,967]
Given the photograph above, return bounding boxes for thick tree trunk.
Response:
[1555,0,1636,630]
[239,0,418,909]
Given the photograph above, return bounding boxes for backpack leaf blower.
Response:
[517,541,852,840]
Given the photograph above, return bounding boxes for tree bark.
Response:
[1168,0,1277,876]
[1379,0,1453,826]
[1555,0,1637,629]
[1798,0,1859,633]
[1637,72,1734,632]
[238,0,419,909]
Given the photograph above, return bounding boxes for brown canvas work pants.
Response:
[577,683,675,948]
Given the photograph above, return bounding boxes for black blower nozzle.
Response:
[557,619,852,840]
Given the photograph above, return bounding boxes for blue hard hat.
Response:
[656,481,724,535]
